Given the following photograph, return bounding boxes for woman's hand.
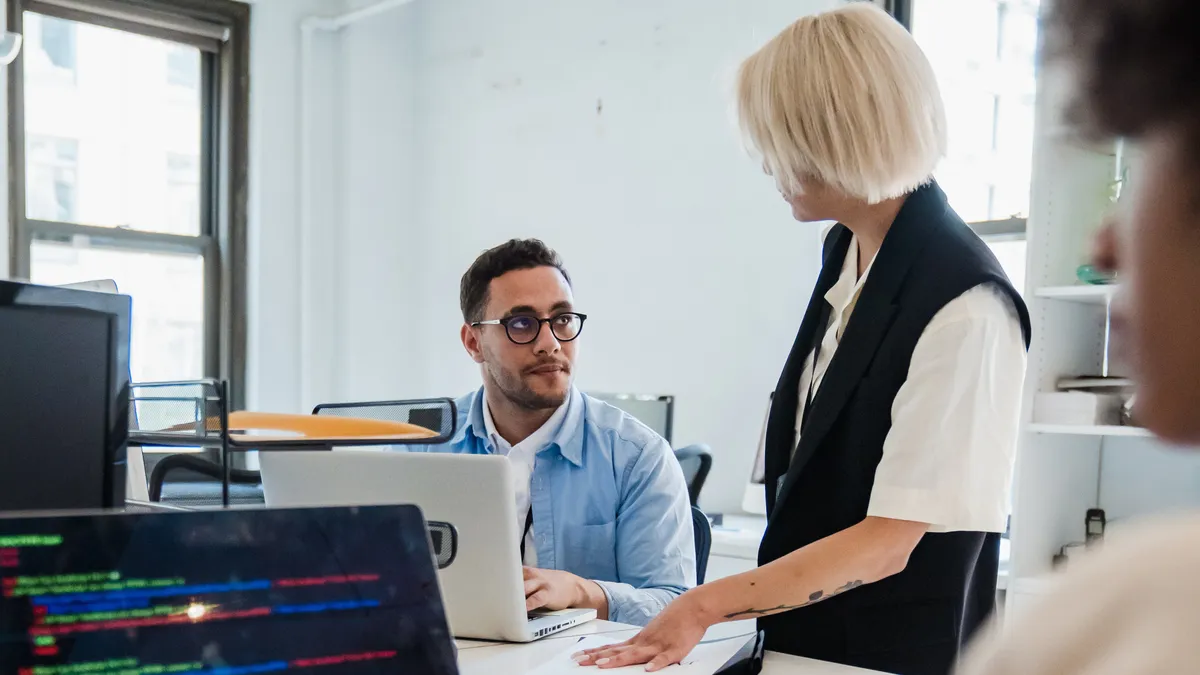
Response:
[572,591,713,671]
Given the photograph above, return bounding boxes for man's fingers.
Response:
[522,566,536,580]
[525,589,550,612]
[523,578,545,597]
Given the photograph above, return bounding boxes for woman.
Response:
[577,5,1029,674]
[958,1,1200,672]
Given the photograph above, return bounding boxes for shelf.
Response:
[1034,285,1117,305]
[1027,423,1151,437]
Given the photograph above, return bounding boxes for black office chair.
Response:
[674,444,713,506]
[692,505,712,584]
[148,454,265,507]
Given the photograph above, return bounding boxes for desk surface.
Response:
[456,620,884,674]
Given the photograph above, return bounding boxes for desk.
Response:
[456,620,884,674]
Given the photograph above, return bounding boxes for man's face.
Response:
[462,266,578,411]
[1096,126,1200,445]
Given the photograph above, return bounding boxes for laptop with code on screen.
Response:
[0,505,458,674]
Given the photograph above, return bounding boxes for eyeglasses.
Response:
[472,312,588,345]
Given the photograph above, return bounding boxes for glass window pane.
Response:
[29,240,205,382]
[23,11,203,235]
[987,239,1027,295]
[913,0,1040,222]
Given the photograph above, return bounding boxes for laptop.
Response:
[259,451,597,642]
[0,505,459,674]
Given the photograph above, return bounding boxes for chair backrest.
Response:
[692,505,712,585]
[674,444,713,506]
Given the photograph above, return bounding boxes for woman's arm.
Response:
[704,516,927,622]
[576,516,927,671]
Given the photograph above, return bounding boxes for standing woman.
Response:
[577,5,1030,675]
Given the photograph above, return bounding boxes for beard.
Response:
[484,360,571,411]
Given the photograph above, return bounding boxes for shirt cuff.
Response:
[592,580,676,627]
[868,485,1008,533]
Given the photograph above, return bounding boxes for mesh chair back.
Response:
[313,398,457,443]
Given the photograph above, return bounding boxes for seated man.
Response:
[408,238,695,627]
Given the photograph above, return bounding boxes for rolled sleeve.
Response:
[602,436,696,626]
[866,285,1026,533]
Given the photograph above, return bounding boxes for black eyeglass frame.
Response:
[471,312,588,345]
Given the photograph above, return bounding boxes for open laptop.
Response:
[0,505,459,674]
[259,451,597,642]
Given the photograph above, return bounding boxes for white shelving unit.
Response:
[1033,285,1117,305]
[1026,423,1150,438]
[1005,15,1200,622]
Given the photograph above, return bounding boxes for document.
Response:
[527,633,753,674]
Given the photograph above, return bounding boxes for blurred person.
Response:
[407,238,695,627]
[959,1,1200,672]
[577,5,1029,674]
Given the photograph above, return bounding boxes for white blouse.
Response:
[793,236,1027,534]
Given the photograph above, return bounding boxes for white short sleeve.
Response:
[866,284,1026,533]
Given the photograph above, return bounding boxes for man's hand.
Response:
[523,566,608,618]
[573,591,711,671]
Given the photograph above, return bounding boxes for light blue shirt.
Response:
[405,386,696,626]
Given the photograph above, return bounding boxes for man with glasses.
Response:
[408,238,695,627]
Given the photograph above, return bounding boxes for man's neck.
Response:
[485,388,557,446]
[839,194,908,277]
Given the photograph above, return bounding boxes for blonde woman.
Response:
[577,5,1030,674]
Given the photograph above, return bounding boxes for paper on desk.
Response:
[527,634,752,674]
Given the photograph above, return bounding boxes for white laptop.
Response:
[258,451,597,642]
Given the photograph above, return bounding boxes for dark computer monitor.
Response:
[0,280,132,512]
[0,505,459,674]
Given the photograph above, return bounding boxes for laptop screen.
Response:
[0,506,458,674]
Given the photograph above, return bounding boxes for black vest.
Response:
[758,182,1031,675]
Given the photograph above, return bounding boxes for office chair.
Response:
[674,444,713,506]
[148,454,265,507]
[692,505,712,584]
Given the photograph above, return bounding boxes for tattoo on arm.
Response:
[723,580,864,620]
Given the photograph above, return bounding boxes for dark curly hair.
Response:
[1050,0,1200,144]
[459,239,571,323]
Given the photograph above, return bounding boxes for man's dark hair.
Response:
[1050,0,1200,145]
[459,239,571,323]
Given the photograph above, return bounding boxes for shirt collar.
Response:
[460,386,585,466]
[824,235,875,312]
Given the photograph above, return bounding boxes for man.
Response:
[410,238,695,627]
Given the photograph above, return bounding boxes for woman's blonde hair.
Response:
[736,3,946,204]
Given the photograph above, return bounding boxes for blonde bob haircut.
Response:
[736,3,947,205]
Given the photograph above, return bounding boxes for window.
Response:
[166,45,199,90]
[38,14,74,71]
[26,135,77,222]
[909,0,1040,224]
[8,0,249,405]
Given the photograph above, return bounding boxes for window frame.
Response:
[6,0,249,409]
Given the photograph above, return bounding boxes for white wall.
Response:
[315,0,839,513]
[246,0,347,413]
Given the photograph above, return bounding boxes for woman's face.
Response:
[777,175,845,223]
[1097,126,1200,444]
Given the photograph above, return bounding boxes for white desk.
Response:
[456,620,883,674]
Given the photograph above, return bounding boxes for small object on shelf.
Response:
[1121,395,1138,426]
[1056,376,1133,391]
[1075,264,1116,285]
[1033,391,1124,426]
[1086,508,1107,546]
